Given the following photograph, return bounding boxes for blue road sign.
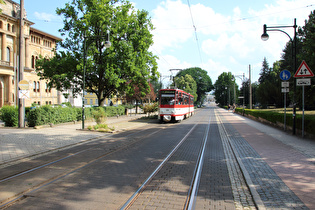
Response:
[280,69,291,81]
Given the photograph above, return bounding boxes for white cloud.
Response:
[34,12,59,22]
[151,0,315,84]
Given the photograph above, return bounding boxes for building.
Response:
[0,0,62,108]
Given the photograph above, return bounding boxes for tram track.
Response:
[0,122,173,209]
[1,106,261,209]
[120,108,212,210]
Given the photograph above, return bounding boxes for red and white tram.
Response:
[158,88,194,122]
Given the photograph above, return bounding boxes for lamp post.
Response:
[82,31,111,130]
[261,18,297,135]
[169,69,183,88]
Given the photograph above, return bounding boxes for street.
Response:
[0,104,314,209]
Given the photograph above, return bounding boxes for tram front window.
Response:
[161,96,175,105]
[160,91,176,105]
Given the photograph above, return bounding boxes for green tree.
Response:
[214,72,235,107]
[36,0,158,106]
[257,59,282,108]
[174,74,197,101]
[297,10,315,109]
[175,67,213,104]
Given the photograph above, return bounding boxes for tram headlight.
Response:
[163,115,171,122]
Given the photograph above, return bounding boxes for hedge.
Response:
[0,105,18,127]
[26,105,126,127]
[235,108,315,136]
[27,105,81,127]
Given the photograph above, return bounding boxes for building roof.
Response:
[30,27,62,41]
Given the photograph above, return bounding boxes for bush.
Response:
[92,107,107,124]
[0,105,18,127]
[235,108,315,136]
[27,105,81,127]
[143,103,158,114]
[103,105,125,117]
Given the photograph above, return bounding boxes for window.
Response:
[90,99,93,105]
[33,81,36,92]
[6,47,10,62]
[37,81,40,92]
[31,56,35,68]
[7,24,10,31]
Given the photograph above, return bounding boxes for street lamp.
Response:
[82,30,111,130]
[261,18,297,135]
[234,74,245,114]
[169,69,183,88]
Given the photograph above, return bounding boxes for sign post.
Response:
[280,70,291,131]
[294,61,314,137]
[18,80,29,128]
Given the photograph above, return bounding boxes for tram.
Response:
[158,88,194,122]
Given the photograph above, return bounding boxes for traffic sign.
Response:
[281,82,289,87]
[281,88,289,93]
[297,78,311,86]
[19,90,29,99]
[18,80,29,90]
[280,70,291,81]
[294,60,314,77]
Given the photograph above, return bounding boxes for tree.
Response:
[36,0,158,106]
[175,67,213,104]
[256,59,282,108]
[297,10,315,109]
[174,74,197,101]
[214,72,235,107]
[126,83,156,105]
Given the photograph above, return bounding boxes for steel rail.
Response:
[120,122,200,210]
[184,112,212,210]
[0,124,169,209]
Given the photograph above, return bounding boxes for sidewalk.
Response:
[219,108,315,209]
[0,114,147,167]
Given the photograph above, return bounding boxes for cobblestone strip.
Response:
[219,113,308,209]
[216,111,258,210]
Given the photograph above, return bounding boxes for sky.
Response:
[21,0,315,87]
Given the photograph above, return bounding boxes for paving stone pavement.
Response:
[1,107,315,209]
[217,108,315,210]
[0,114,146,167]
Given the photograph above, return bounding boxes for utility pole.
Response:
[18,0,25,128]
[249,65,252,109]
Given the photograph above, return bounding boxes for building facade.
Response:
[0,0,62,108]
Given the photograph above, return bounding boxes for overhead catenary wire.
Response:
[187,0,204,67]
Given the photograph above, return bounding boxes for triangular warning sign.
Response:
[294,60,314,77]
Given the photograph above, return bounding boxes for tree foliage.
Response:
[175,67,213,104]
[256,58,282,108]
[174,74,197,101]
[297,10,315,109]
[214,72,236,107]
[36,0,158,106]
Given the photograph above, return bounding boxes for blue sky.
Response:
[23,0,315,87]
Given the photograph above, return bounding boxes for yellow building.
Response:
[0,0,62,108]
[84,92,125,107]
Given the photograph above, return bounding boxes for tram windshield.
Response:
[160,90,175,105]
